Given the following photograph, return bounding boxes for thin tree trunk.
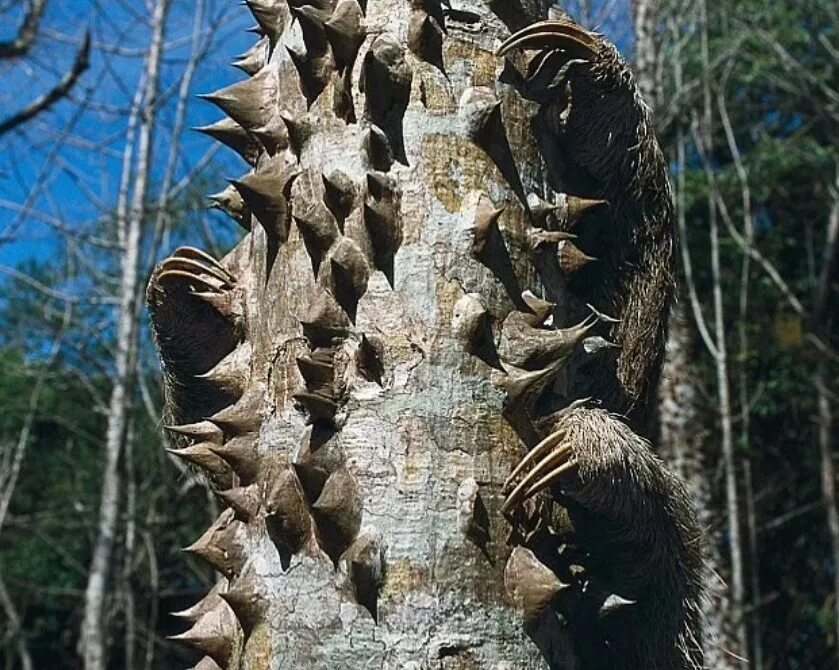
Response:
[815,173,839,670]
[648,5,741,666]
[0,570,33,670]
[79,2,169,667]
[696,1,747,663]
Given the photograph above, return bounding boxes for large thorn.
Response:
[245,0,286,47]
[171,579,228,622]
[209,383,266,435]
[216,484,261,521]
[183,509,247,579]
[194,118,260,166]
[168,600,241,668]
[262,464,313,569]
[498,311,596,369]
[342,530,384,621]
[323,0,366,71]
[407,9,446,74]
[362,124,394,172]
[293,199,340,274]
[321,170,356,225]
[195,342,252,399]
[561,193,606,228]
[166,444,233,481]
[520,291,555,327]
[233,36,269,76]
[557,240,596,274]
[312,466,362,565]
[220,574,267,635]
[299,288,351,346]
[459,87,526,203]
[164,421,223,444]
[199,67,277,131]
[360,35,412,165]
[363,179,401,287]
[328,237,370,322]
[504,547,570,623]
[208,185,251,231]
[208,434,259,484]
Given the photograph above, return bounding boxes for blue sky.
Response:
[0,0,254,269]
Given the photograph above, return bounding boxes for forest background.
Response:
[0,0,836,668]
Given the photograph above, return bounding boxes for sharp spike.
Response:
[216,484,261,521]
[183,509,247,579]
[360,35,412,165]
[171,579,228,621]
[168,600,240,667]
[195,342,252,399]
[557,240,596,273]
[208,434,259,484]
[244,0,286,47]
[199,67,277,131]
[504,546,570,623]
[208,185,251,230]
[323,0,366,71]
[407,10,446,74]
[164,421,223,444]
[312,467,362,564]
[321,170,356,224]
[209,383,266,435]
[219,577,267,634]
[262,464,313,565]
[193,118,260,165]
[232,36,270,75]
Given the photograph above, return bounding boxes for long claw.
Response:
[497,20,597,59]
[503,444,578,515]
[504,430,568,491]
[160,257,235,288]
[172,246,237,284]
[519,459,579,503]
[156,269,226,294]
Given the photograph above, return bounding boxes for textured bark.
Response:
[149,2,703,668]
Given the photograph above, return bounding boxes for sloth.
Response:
[498,19,706,670]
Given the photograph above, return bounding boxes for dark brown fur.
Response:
[504,19,705,670]
[542,37,675,436]
[555,406,704,670]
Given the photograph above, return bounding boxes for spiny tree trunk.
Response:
[148,2,703,668]
[80,1,170,667]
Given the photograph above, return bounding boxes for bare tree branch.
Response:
[0,0,47,59]
[0,30,91,137]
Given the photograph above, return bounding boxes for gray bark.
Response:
[160,1,559,666]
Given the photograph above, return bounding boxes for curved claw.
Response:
[497,20,597,59]
[504,430,567,492]
[160,257,235,288]
[172,246,237,284]
[156,269,226,294]
[502,430,579,515]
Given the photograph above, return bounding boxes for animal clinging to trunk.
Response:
[497,19,705,670]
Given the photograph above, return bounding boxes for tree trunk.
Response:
[80,2,170,667]
[149,2,703,668]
